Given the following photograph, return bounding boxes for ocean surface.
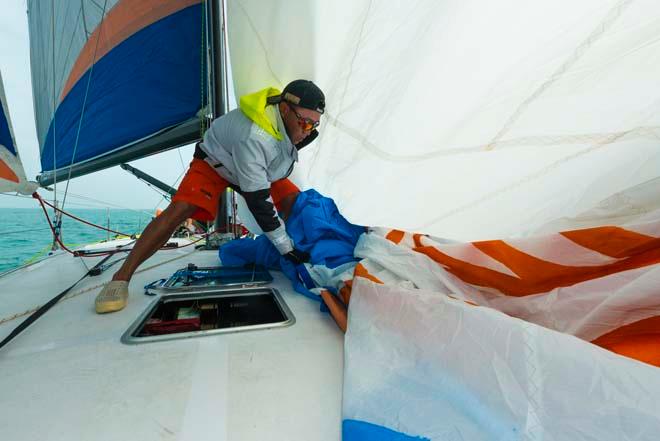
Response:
[0,208,154,273]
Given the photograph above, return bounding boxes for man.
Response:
[95,79,325,313]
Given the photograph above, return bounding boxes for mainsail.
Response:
[27,0,208,186]
[228,0,660,240]
[0,71,37,194]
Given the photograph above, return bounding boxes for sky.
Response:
[0,1,195,210]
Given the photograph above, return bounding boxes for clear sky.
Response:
[0,1,195,211]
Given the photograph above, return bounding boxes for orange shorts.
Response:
[171,158,300,222]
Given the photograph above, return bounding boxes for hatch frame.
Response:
[121,287,295,345]
[147,264,274,293]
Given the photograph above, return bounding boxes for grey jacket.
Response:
[198,106,297,254]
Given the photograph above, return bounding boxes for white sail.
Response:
[228,0,660,241]
[0,71,37,194]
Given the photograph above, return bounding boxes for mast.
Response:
[206,0,238,239]
[206,0,228,119]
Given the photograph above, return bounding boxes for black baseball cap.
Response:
[268,79,325,114]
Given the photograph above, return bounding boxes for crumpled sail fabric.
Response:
[344,278,660,441]
[341,218,660,439]
[0,71,36,194]
[220,189,365,300]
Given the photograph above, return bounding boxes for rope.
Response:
[0,246,121,350]
[34,191,110,256]
[0,250,194,327]
[23,243,53,265]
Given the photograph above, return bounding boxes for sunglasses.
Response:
[287,103,320,131]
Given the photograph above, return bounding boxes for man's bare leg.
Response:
[96,201,198,313]
[112,201,199,282]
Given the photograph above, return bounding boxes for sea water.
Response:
[0,208,153,273]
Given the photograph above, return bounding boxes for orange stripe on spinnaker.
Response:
[0,158,19,183]
[591,316,660,367]
[60,0,201,102]
[413,233,425,248]
[385,229,405,244]
[339,283,352,305]
[338,265,383,307]
[354,263,384,284]
[415,238,660,296]
[562,226,658,259]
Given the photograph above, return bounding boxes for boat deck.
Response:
[0,240,343,440]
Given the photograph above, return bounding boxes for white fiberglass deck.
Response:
[0,239,343,441]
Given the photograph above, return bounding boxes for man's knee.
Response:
[161,201,198,225]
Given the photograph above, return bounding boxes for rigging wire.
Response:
[149,167,186,213]
[0,191,154,214]
[0,227,51,236]
[57,6,84,87]
[32,192,222,258]
[50,0,61,249]
[177,147,186,173]
[38,194,135,237]
[56,191,154,216]
[60,0,108,212]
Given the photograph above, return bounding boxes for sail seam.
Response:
[57,7,84,89]
[334,0,373,123]
[484,0,634,151]
[326,115,660,162]
[234,1,282,85]
[306,0,373,181]
[414,127,638,230]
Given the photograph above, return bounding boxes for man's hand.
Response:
[283,249,310,265]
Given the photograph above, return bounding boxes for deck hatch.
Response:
[121,287,294,344]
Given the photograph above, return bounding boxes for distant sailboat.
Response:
[0,71,37,195]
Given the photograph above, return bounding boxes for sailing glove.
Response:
[284,249,310,265]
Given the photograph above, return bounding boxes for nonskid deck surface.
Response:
[0,242,343,441]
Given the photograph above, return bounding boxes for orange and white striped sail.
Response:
[0,71,36,195]
[354,214,660,367]
[342,204,660,439]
